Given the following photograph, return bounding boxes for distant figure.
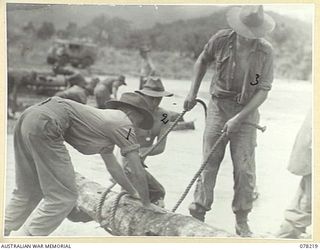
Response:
[93,75,127,109]
[7,69,37,118]
[277,110,312,239]
[55,73,99,104]
[55,44,68,66]
[139,46,156,90]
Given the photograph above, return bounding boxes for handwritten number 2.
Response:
[250,74,260,86]
[161,113,169,124]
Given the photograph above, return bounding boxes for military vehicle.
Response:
[47,39,98,68]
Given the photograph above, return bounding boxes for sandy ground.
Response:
[5,77,312,238]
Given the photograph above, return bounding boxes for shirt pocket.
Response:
[43,117,64,142]
[216,55,230,82]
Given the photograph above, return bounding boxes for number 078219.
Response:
[300,244,318,248]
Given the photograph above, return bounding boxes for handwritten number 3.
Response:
[250,74,260,86]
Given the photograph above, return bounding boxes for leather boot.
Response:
[189,203,206,222]
[235,210,252,237]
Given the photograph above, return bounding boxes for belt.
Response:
[213,92,242,104]
[34,97,71,131]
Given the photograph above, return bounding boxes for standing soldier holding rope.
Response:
[183,5,275,237]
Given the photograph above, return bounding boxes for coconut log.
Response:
[73,172,232,237]
[172,121,195,131]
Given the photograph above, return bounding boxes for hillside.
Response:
[6,4,222,29]
[7,4,312,81]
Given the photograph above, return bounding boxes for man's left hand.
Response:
[223,116,242,136]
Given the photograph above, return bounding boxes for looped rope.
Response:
[109,191,128,235]
[171,132,227,212]
[97,189,128,235]
[96,183,116,224]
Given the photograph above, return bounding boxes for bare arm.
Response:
[223,90,269,135]
[139,126,168,156]
[100,152,138,197]
[184,51,209,111]
[236,90,268,121]
[124,151,151,207]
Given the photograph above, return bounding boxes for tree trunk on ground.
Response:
[74,172,232,237]
[172,121,195,131]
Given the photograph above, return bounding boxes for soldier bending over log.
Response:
[5,93,153,236]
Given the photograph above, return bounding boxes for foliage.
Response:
[37,22,55,40]
[7,7,312,81]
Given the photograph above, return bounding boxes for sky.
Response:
[263,4,314,23]
[6,3,314,30]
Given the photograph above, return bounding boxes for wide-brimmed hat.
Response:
[135,78,173,97]
[104,92,154,130]
[227,5,275,39]
[117,75,127,86]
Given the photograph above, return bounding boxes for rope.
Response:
[109,191,128,235]
[141,98,208,158]
[96,99,206,231]
[96,183,117,228]
[171,132,227,212]
[140,110,187,158]
[98,190,128,236]
[96,109,189,232]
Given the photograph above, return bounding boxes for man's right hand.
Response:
[184,94,197,111]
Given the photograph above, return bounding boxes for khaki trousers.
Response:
[5,98,78,236]
[277,175,312,238]
[191,96,259,214]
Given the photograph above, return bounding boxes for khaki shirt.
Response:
[57,98,139,156]
[287,110,312,176]
[202,29,274,105]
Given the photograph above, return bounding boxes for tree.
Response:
[37,22,55,40]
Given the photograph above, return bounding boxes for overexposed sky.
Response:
[264,4,314,23]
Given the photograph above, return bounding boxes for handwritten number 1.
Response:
[126,128,132,140]
[250,74,260,86]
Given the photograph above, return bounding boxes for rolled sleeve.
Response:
[121,144,140,156]
[112,124,140,157]
[202,34,218,63]
[257,50,274,91]
[100,145,115,155]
